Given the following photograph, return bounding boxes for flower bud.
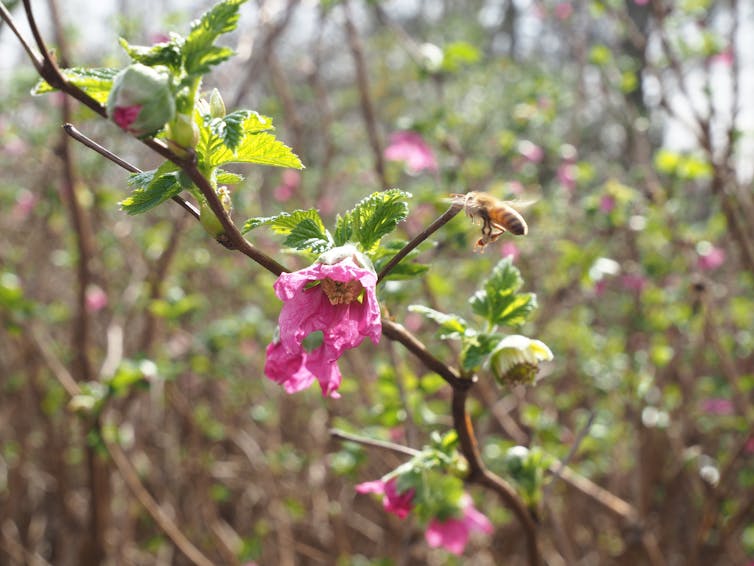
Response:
[166,113,199,151]
[199,187,232,238]
[209,88,226,118]
[318,244,374,274]
[107,63,175,136]
[489,335,553,386]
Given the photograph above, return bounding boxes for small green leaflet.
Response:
[333,189,411,252]
[183,0,246,76]
[32,67,118,104]
[460,332,501,372]
[120,162,182,215]
[215,169,244,185]
[119,36,184,71]
[469,257,537,328]
[243,209,332,253]
[408,305,469,340]
[206,110,250,153]
[371,240,429,280]
[210,131,303,169]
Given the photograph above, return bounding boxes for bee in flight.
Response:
[449,191,532,252]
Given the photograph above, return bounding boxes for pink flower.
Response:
[621,274,647,293]
[500,241,520,261]
[85,285,108,313]
[701,398,734,416]
[12,190,37,221]
[384,131,438,174]
[273,170,302,202]
[425,495,493,555]
[697,245,725,271]
[711,47,734,67]
[113,105,143,130]
[356,478,415,519]
[554,2,573,20]
[264,247,381,398]
[599,194,616,213]
[518,140,544,163]
[744,437,754,454]
[633,0,649,5]
[557,163,577,192]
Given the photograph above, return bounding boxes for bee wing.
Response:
[503,198,538,210]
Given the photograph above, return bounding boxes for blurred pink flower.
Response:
[554,2,573,20]
[594,279,608,296]
[633,0,649,5]
[599,195,616,213]
[518,140,544,163]
[557,163,577,192]
[151,33,171,44]
[697,246,725,271]
[273,169,301,202]
[356,478,415,519]
[384,131,438,174]
[5,136,29,157]
[12,190,37,221]
[425,495,494,555]
[701,398,734,416]
[500,241,520,261]
[711,47,734,67]
[744,437,754,454]
[264,249,381,398]
[85,285,108,313]
[621,274,647,293]
[404,312,424,333]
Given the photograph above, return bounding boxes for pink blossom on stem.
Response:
[425,495,493,555]
[356,478,415,519]
[518,140,544,163]
[697,245,725,271]
[273,170,302,202]
[554,2,573,21]
[701,398,734,416]
[264,248,381,398]
[384,131,438,174]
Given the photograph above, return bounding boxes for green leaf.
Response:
[207,110,250,152]
[371,240,429,280]
[215,169,244,185]
[408,305,468,340]
[32,67,118,104]
[460,332,502,372]
[283,219,333,254]
[243,209,327,236]
[333,189,411,252]
[119,36,183,71]
[121,162,182,215]
[470,257,537,328]
[183,0,246,75]
[211,131,303,169]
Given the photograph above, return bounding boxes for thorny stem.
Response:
[377,202,463,283]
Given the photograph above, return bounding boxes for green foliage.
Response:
[183,0,246,75]
[333,189,411,252]
[119,35,184,71]
[371,240,429,280]
[32,67,119,103]
[243,209,332,253]
[470,257,537,329]
[408,305,468,340]
[459,332,501,372]
[121,163,182,215]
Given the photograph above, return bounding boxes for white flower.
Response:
[489,335,553,385]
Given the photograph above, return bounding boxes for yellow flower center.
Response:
[320,277,364,305]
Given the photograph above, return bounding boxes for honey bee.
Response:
[450,192,531,251]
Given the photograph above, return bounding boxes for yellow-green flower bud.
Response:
[209,88,226,118]
[107,63,175,136]
[166,113,199,151]
[489,335,553,386]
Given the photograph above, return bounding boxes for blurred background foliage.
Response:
[1,0,753,564]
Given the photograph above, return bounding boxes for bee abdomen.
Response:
[502,210,527,235]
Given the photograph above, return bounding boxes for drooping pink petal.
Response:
[355,478,414,519]
[425,496,492,555]
[113,105,143,130]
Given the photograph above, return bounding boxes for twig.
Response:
[330,428,421,458]
[377,203,463,283]
[342,0,388,189]
[543,411,595,500]
[63,124,200,220]
[0,0,44,71]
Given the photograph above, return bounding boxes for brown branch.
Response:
[377,202,463,283]
[342,0,388,189]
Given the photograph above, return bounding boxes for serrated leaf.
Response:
[371,239,429,281]
[408,305,469,340]
[215,170,244,185]
[183,0,246,75]
[470,257,537,328]
[210,132,303,169]
[119,36,183,70]
[333,189,411,252]
[283,219,333,253]
[207,110,250,152]
[32,67,118,104]
[242,209,325,236]
[460,333,502,371]
[121,163,182,214]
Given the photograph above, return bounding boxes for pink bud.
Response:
[113,106,143,130]
[85,285,108,313]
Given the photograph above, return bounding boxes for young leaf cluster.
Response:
[410,257,538,374]
[243,190,414,263]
